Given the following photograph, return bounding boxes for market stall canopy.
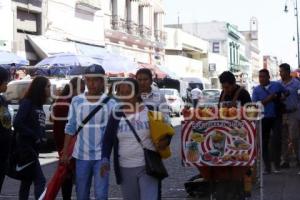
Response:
[34,53,102,76]
[137,63,167,79]
[96,53,138,75]
[27,35,77,58]
[0,50,29,68]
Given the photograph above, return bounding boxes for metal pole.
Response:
[258,119,263,200]
[295,0,300,68]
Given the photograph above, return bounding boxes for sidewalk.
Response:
[249,167,300,200]
[1,163,300,200]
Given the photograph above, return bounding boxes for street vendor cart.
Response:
[181,103,263,200]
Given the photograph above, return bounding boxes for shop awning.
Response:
[75,43,107,57]
[27,35,77,59]
[137,63,167,79]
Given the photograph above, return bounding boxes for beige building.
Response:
[263,55,279,80]
[2,0,106,64]
[2,0,165,67]
[164,27,208,78]
[103,0,165,65]
[240,17,261,83]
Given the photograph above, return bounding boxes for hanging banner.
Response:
[181,120,256,167]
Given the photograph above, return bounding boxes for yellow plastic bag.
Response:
[148,111,175,159]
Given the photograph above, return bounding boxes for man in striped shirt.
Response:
[61,65,116,200]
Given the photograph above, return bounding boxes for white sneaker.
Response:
[273,169,281,174]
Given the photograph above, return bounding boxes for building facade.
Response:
[263,55,279,80]
[2,0,165,67]
[164,27,208,79]
[241,17,261,82]
[0,0,14,52]
[166,21,261,89]
[103,0,165,65]
[8,0,45,64]
[28,0,106,60]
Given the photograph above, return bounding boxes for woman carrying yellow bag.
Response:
[148,111,175,159]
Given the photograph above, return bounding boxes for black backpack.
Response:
[6,133,38,181]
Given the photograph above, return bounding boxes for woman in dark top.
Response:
[14,76,51,200]
[52,77,85,200]
[0,67,12,193]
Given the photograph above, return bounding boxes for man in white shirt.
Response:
[136,68,169,120]
[191,86,202,108]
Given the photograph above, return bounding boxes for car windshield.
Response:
[160,89,175,95]
[203,90,220,97]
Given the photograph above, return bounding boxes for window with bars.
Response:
[212,42,220,53]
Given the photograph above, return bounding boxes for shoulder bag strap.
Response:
[75,96,111,135]
[220,91,226,102]
[123,113,144,148]
[232,87,243,103]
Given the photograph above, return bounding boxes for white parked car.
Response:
[200,89,221,104]
[160,88,184,117]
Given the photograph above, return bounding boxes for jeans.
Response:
[192,99,198,108]
[262,117,282,171]
[19,160,46,200]
[61,172,73,200]
[120,166,159,200]
[75,159,109,200]
[282,112,299,163]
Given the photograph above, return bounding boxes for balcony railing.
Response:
[139,25,152,39]
[125,21,139,36]
[76,0,101,12]
[154,30,167,42]
[111,15,127,32]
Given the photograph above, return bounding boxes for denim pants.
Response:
[75,159,109,200]
[120,166,159,200]
[282,112,299,162]
[19,160,46,200]
[262,117,282,171]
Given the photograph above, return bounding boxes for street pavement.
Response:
[1,117,300,200]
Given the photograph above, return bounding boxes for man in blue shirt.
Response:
[279,63,300,169]
[252,69,287,173]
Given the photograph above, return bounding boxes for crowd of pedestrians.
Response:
[0,62,300,200]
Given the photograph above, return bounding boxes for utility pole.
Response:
[295,0,300,68]
[285,0,300,68]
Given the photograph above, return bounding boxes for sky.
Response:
[164,0,298,69]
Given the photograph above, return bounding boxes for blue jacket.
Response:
[101,111,123,184]
[13,99,46,146]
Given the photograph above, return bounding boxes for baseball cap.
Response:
[84,64,105,75]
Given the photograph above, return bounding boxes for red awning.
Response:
[137,63,167,79]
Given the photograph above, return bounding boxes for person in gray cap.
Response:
[61,64,116,200]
